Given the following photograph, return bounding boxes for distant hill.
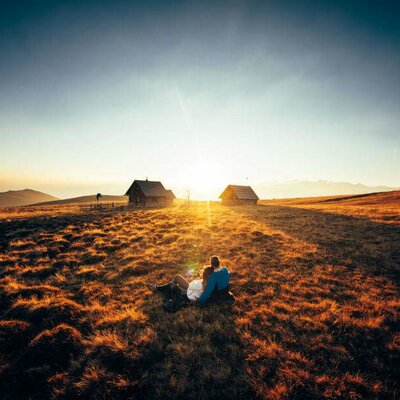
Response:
[33,194,128,206]
[320,190,400,206]
[261,190,400,207]
[256,180,398,199]
[0,189,59,208]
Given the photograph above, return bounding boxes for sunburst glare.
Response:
[184,162,225,200]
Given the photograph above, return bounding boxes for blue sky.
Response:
[0,0,399,199]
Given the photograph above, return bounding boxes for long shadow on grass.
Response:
[0,211,115,263]
[136,301,261,400]
[0,212,116,249]
[232,204,400,286]
[229,204,400,398]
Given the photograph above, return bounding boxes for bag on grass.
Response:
[210,287,236,304]
[162,286,188,313]
[212,291,236,304]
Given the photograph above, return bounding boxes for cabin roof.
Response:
[125,180,168,197]
[219,185,259,200]
[166,189,176,199]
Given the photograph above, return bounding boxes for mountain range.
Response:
[0,189,59,208]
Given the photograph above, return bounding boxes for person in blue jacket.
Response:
[149,256,231,305]
[196,256,230,304]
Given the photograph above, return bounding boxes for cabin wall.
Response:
[221,198,257,206]
[128,191,146,207]
[221,188,236,200]
[145,196,167,208]
[128,195,169,208]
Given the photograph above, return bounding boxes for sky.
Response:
[0,0,399,199]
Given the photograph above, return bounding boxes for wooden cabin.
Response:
[165,189,176,206]
[219,185,259,205]
[125,180,176,208]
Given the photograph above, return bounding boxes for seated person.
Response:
[149,256,232,305]
[196,256,231,304]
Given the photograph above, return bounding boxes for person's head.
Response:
[210,255,220,269]
[202,266,213,284]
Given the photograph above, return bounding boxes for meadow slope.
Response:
[261,190,400,224]
[0,201,399,399]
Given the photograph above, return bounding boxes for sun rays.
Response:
[183,161,226,200]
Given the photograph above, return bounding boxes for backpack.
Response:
[162,285,188,313]
[211,290,236,304]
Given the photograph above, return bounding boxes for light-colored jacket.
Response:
[186,279,204,301]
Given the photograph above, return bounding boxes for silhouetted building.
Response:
[125,179,175,208]
[165,189,176,206]
[219,185,259,205]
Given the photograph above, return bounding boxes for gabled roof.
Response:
[166,189,176,199]
[219,185,259,200]
[125,180,168,197]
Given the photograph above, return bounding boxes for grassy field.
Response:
[261,190,400,225]
[0,195,399,399]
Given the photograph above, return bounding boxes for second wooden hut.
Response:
[219,185,259,205]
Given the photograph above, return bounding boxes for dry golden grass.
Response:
[0,198,399,399]
[261,190,400,225]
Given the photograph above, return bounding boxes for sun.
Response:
[185,162,225,200]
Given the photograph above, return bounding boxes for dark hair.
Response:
[210,255,220,268]
[202,266,213,285]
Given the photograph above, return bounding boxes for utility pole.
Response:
[186,188,191,205]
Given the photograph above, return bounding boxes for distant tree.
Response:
[186,188,190,205]
[96,193,102,204]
